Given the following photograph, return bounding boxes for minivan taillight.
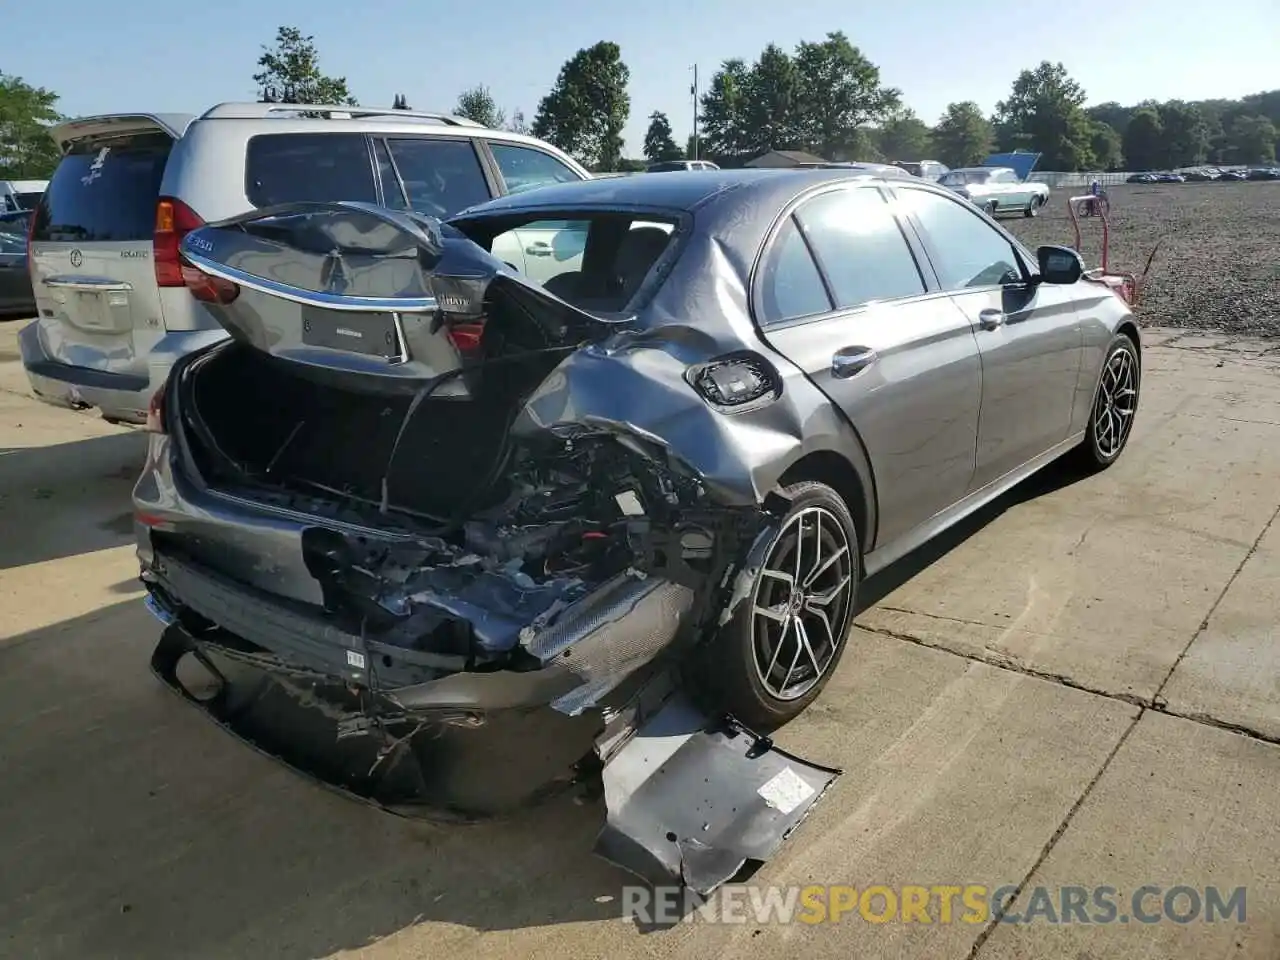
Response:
[154,197,238,304]
[145,384,167,435]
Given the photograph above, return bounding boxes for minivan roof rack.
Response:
[199,102,485,127]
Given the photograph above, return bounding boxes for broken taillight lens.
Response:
[145,384,167,434]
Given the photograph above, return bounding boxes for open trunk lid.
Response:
[179,201,619,397]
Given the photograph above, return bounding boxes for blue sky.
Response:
[6,0,1277,153]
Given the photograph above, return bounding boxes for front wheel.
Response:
[1073,334,1140,470]
[702,481,860,730]
[1024,195,1042,217]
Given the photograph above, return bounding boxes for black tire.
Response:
[1024,195,1041,218]
[1073,334,1140,470]
[982,200,997,216]
[700,481,861,730]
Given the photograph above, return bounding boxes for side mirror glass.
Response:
[1036,245,1085,285]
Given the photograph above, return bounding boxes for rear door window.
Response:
[488,143,582,194]
[245,133,377,208]
[383,138,492,218]
[32,132,172,242]
[794,186,927,308]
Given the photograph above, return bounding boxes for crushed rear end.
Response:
[133,201,837,894]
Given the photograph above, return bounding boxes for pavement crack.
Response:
[966,710,1144,960]
[855,622,1149,709]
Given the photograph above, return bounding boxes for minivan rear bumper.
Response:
[19,320,227,423]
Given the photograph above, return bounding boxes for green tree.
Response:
[532,41,630,170]
[506,109,529,135]
[0,72,61,178]
[1227,114,1277,164]
[698,59,751,158]
[931,101,994,168]
[253,26,356,105]
[792,31,900,159]
[1089,121,1123,170]
[642,111,682,162]
[454,85,505,129]
[1156,100,1209,167]
[1087,101,1133,138]
[993,61,1095,170]
[1122,107,1164,170]
[876,108,932,161]
[742,44,804,153]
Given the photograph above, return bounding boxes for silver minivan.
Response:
[20,103,591,423]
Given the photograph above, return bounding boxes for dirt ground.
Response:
[1004,181,1280,336]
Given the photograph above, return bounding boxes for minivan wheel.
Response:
[704,481,860,730]
[1074,334,1140,470]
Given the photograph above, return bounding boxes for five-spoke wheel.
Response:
[1076,333,1140,469]
[705,481,861,729]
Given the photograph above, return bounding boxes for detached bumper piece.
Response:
[594,694,839,896]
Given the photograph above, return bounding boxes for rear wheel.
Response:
[1073,334,1140,470]
[703,481,860,730]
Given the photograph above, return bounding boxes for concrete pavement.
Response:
[1,321,1278,959]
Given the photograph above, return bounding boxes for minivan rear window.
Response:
[31,132,172,243]
[245,133,377,208]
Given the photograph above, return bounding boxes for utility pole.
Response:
[690,64,700,160]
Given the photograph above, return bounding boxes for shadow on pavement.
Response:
[0,431,147,570]
[0,600,631,960]
[858,457,1091,611]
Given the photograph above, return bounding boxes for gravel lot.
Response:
[1004,181,1280,336]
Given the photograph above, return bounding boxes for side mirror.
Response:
[1036,245,1085,285]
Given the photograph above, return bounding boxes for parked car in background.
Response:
[1219,169,1250,181]
[1184,169,1220,181]
[19,102,592,424]
[647,159,720,172]
[1126,173,1158,183]
[135,168,1139,888]
[1248,167,1280,180]
[892,160,949,181]
[1,179,48,212]
[1156,172,1186,183]
[937,166,1050,217]
[0,228,35,316]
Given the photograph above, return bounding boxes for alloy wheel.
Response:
[1093,347,1138,458]
[750,506,855,701]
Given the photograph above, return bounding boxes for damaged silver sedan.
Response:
[133,169,1140,894]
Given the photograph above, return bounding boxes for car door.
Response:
[484,143,589,284]
[895,185,1083,491]
[755,184,983,547]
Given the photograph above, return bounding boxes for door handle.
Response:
[978,308,1006,331]
[831,346,878,379]
[525,242,552,256]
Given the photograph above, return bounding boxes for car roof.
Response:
[457,168,904,217]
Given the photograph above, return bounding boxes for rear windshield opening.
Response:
[463,212,680,314]
[32,132,173,243]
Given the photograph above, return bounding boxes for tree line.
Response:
[1,25,1277,181]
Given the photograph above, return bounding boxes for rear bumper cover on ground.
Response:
[146,589,840,895]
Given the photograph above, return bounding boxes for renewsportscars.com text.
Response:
[623,884,1247,926]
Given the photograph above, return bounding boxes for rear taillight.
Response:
[145,385,167,434]
[445,321,486,353]
[154,197,238,304]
